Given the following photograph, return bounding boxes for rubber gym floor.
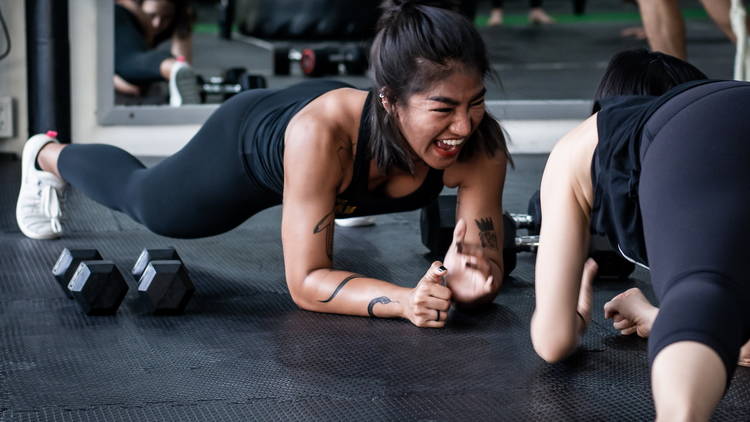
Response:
[3,0,750,420]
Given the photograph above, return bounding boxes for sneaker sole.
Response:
[16,134,61,240]
[170,67,201,106]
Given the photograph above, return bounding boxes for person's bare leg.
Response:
[528,7,555,24]
[488,7,503,26]
[604,287,659,337]
[652,342,725,421]
[636,0,687,59]
[699,0,738,43]
[36,142,66,180]
[160,57,177,80]
[621,26,648,40]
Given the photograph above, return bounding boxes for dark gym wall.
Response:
[26,0,70,142]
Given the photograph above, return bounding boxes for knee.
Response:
[649,273,744,377]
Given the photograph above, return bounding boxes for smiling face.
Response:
[391,65,486,170]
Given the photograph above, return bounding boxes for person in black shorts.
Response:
[530,47,750,419]
[114,0,199,105]
[17,0,512,327]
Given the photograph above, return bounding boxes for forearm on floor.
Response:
[291,268,411,318]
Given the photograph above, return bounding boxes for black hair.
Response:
[138,0,195,46]
[592,48,708,113]
[368,0,511,174]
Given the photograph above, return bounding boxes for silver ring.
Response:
[435,310,441,321]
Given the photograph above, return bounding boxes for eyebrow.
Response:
[427,88,487,106]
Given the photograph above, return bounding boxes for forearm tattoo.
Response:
[367,296,394,317]
[319,274,362,303]
[475,217,499,251]
[313,211,336,260]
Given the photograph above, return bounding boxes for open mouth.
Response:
[433,139,465,156]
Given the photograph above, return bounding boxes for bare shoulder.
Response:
[543,114,599,211]
[286,88,365,151]
[284,88,366,190]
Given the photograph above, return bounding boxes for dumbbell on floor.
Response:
[52,248,129,315]
[420,194,635,279]
[131,247,195,315]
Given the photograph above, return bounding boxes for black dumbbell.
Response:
[199,67,267,101]
[301,45,368,76]
[274,44,369,77]
[299,47,340,77]
[421,195,635,279]
[51,248,129,315]
[273,45,291,76]
[131,248,195,315]
[502,211,635,280]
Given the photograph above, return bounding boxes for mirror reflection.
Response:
[112,0,736,107]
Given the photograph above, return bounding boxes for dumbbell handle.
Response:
[514,235,539,253]
[201,82,242,95]
[508,213,537,230]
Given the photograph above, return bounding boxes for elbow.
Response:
[287,277,316,312]
[532,338,577,363]
[530,314,579,363]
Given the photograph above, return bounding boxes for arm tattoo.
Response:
[319,274,362,303]
[475,217,499,251]
[313,210,335,260]
[367,296,394,317]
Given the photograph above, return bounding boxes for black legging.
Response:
[115,5,172,84]
[491,0,543,8]
[58,90,281,238]
[638,81,750,384]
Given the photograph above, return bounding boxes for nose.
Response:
[152,16,162,30]
[450,110,472,138]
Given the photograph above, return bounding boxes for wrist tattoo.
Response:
[367,296,396,317]
[313,210,335,260]
[475,217,499,250]
[319,274,362,303]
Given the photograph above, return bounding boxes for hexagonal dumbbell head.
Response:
[68,261,129,315]
[138,260,195,314]
[51,248,103,298]
[131,247,182,280]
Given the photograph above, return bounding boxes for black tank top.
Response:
[590,79,718,268]
[241,80,445,217]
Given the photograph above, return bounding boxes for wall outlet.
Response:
[0,96,14,138]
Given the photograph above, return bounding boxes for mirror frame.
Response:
[92,1,591,127]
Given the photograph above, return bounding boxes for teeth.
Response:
[438,139,464,146]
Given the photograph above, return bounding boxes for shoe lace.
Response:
[39,183,62,234]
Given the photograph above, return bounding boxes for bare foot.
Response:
[603,287,658,338]
[529,8,555,25]
[488,8,503,26]
[739,339,750,367]
[620,26,647,40]
[577,258,598,326]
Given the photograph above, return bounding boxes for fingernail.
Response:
[438,265,447,272]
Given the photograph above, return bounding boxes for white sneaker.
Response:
[335,216,376,227]
[168,57,201,106]
[16,132,66,239]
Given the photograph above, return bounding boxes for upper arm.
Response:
[281,119,343,301]
[533,132,592,338]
